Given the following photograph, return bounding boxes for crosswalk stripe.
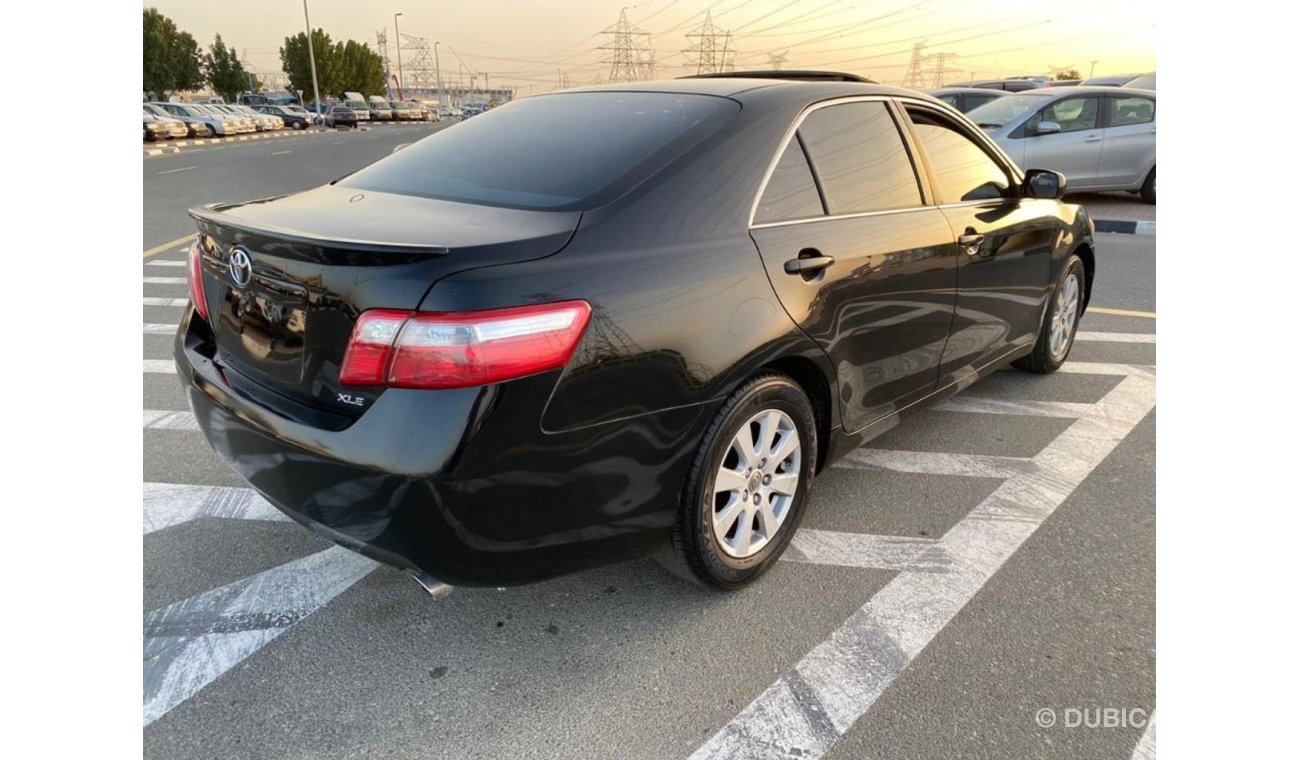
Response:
[144,360,176,374]
[144,276,187,285]
[143,546,377,726]
[1076,331,1156,343]
[834,448,1033,479]
[144,483,287,534]
[147,260,187,267]
[144,324,175,335]
[144,297,188,307]
[144,409,198,430]
[1130,710,1156,760]
[691,364,1156,759]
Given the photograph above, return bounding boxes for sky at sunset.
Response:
[146,0,1156,93]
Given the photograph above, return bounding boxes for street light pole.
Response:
[434,41,443,109]
[1089,60,1098,78]
[302,0,322,117]
[394,12,405,100]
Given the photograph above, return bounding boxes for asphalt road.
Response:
[142,133,1156,759]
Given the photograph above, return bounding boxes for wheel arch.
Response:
[757,354,836,474]
[1073,241,1096,309]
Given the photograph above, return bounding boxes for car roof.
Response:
[1018,85,1156,97]
[561,77,929,101]
[928,87,1010,96]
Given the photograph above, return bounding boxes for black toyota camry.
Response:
[176,74,1094,591]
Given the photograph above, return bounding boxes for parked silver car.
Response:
[966,86,1156,202]
[150,102,230,137]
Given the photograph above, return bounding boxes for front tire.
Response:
[1013,255,1086,374]
[657,373,817,590]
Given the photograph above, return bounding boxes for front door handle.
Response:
[958,233,985,256]
[784,255,836,275]
[1084,134,1102,143]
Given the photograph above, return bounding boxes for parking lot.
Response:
[143,132,1155,759]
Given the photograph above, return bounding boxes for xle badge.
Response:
[337,393,367,407]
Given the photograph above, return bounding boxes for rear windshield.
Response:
[339,91,739,210]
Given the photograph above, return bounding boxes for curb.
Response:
[1095,219,1156,236]
[142,127,330,157]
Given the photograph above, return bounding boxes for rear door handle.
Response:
[784,255,836,275]
[958,233,985,256]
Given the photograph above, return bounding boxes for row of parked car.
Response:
[310,97,447,126]
[925,73,1157,203]
[947,72,1157,93]
[144,101,318,140]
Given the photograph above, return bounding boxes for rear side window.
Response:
[340,92,738,211]
[755,138,825,224]
[907,109,1011,203]
[966,94,999,110]
[1109,96,1155,126]
[796,102,922,214]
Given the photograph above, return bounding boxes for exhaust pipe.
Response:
[411,571,454,600]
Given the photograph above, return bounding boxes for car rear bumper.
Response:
[174,308,706,586]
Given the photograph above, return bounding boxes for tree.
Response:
[335,40,386,97]
[206,34,247,102]
[280,29,339,103]
[1054,68,1082,81]
[143,8,205,99]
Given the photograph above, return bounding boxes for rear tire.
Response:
[1013,255,1086,374]
[656,373,817,590]
[1140,166,1156,204]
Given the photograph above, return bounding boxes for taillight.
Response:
[339,301,592,389]
[187,239,209,322]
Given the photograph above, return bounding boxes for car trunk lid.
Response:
[189,184,580,424]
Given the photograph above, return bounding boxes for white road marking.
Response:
[144,324,175,334]
[1131,710,1156,760]
[785,530,945,572]
[835,448,1034,479]
[144,276,187,285]
[1076,331,1156,343]
[156,166,197,175]
[144,483,288,535]
[144,360,177,374]
[271,150,292,155]
[936,396,1094,418]
[147,260,186,267]
[143,546,377,726]
[144,409,197,430]
[691,363,1156,759]
[144,297,188,307]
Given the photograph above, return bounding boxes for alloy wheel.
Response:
[1049,271,1081,360]
[710,409,801,559]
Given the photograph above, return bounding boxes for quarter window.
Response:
[755,137,825,224]
[1028,96,1100,133]
[1109,96,1155,126]
[907,109,1011,203]
[796,102,922,215]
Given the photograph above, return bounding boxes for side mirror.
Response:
[1033,120,1062,135]
[1023,169,1067,199]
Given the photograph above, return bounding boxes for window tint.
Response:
[1109,96,1155,126]
[1029,96,1099,133]
[936,94,959,106]
[340,92,738,210]
[755,137,825,224]
[966,95,998,110]
[907,109,1010,203]
[796,102,921,214]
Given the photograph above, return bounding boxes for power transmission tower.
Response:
[400,33,437,96]
[924,52,958,88]
[767,51,789,70]
[900,42,928,89]
[600,8,655,82]
[683,11,735,75]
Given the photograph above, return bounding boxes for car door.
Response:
[749,99,959,433]
[898,102,1060,382]
[1016,95,1104,187]
[1097,94,1156,188]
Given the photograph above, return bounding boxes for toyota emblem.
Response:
[228,247,253,288]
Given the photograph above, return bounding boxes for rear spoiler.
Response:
[188,202,451,257]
